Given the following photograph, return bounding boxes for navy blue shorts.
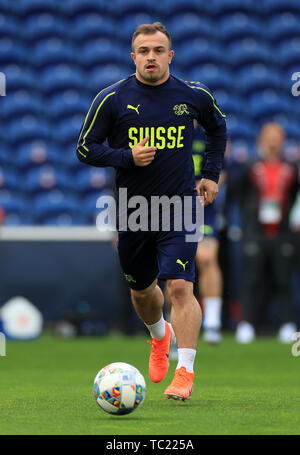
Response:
[117,229,198,290]
[203,202,218,239]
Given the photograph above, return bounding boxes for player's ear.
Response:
[131,52,136,65]
[168,50,174,64]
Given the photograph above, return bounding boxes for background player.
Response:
[227,123,298,343]
[193,122,225,344]
[77,22,227,400]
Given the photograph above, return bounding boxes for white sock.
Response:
[203,297,222,329]
[145,315,166,340]
[176,348,196,373]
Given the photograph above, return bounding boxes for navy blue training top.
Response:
[77,74,227,199]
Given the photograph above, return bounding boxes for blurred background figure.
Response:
[193,123,226,344]
[0,205,4,225]
[228,123,299,343]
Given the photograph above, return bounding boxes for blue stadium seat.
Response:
[3,213,35,226]
[72,13,116,44]
[2,65,36,92]
[218,14,264,44]
[0,147,15,169]
[62,144,85,172]
[165,0,209,17]
[170,14,215,45]
[249,91,291,123]
[41,214,89,226]
[1,92,42,121]
[25,13,64,43]
[0,0,16,14]
[40,65,86,95]
[76,168,113,195]
[278,117,300,141]
[25,166,74,195]
[8,117,50,147]
[226,116,257,142]
[115,0,159,17]
[0,15,20,40]
[236,66,282,96]
[48,91,91,121]
[82,189,116,224]
[117,14,154,45]
[170,64,186,80]
[189,66,234,93]
[0,191,30,224]
[32,191,80,223]
[268,13,300,43]
[229,141,252,162]
[178,39,224,70]
[56,115,85,146]
[278,40,300,71]
[61,0,112,17]
[17,142,63,171]
[263,0,300,16]
[0,168,20,191]
[211,90,245,117]
[211,0,260,17]
[89,65,130,93]
[19,0,58,17]
[0,38,25,65]
[228,39,273,70]
[80,38,124,69]
[31,39,75,69]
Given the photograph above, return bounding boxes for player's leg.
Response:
[236,236,265,343]
[167,279,202,349]
[131,280,175,383]
[117,231,173,383]
[270,235,296,343]
[195,237,223,344]
[131,279,164,326]
[164,279,202,401]
[156,230,201,400]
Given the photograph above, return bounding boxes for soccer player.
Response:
[77,22,227,400]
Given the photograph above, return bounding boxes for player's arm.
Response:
[76,90,134,169]
[195,87,227,205]
[77,91,156,168]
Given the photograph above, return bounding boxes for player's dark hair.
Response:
[132,22,172,51]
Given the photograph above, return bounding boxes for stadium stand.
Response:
[0,0,299,225]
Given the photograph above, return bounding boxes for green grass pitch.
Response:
[0,333,299,435]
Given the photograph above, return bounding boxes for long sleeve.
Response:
[195,87,227,183]
[76,89,134,169]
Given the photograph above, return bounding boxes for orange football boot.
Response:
[164,367,194,401]
[147,321,174,383]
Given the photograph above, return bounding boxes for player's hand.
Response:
[131,136,156,167]
[197,178,218,206]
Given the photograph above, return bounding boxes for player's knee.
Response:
[196,252,216,270]
[167,279,191,304]
[131,284,155,307]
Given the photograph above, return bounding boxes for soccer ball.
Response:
[93,362,146,415]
